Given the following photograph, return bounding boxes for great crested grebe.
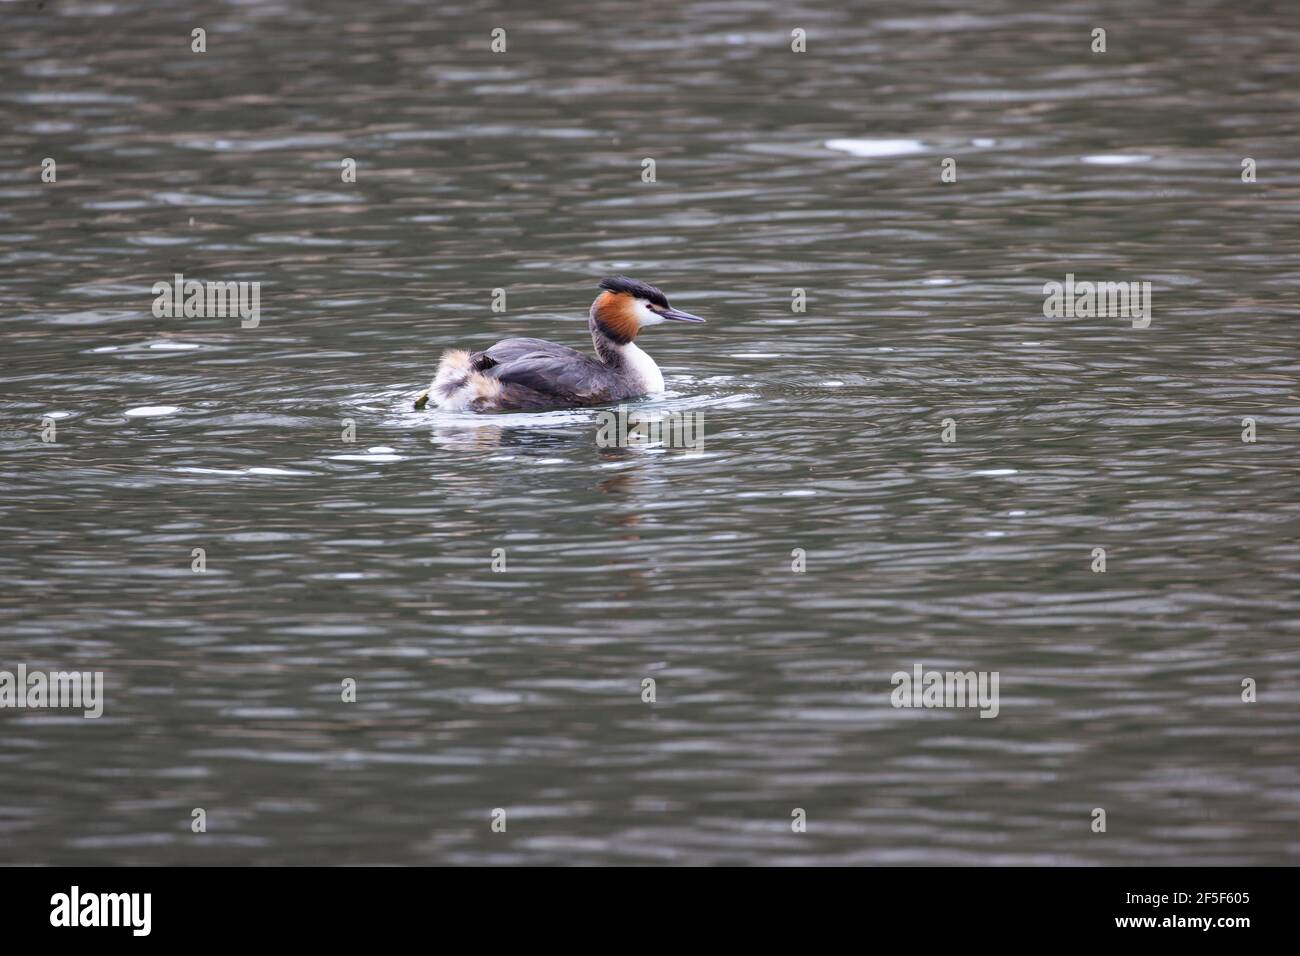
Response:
[414,276,704,412]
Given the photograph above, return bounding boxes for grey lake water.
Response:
[2,0,1299,865]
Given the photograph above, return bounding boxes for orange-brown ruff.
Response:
[589,290,639,344]
[414,277,705,412]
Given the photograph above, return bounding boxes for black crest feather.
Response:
[598,276,670,308]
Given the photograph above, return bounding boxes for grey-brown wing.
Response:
[475,342,609,404]
[466,339,565,373]
[477,337,571,366]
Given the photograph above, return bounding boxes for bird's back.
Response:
[472,337,623,409]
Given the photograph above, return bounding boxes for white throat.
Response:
[619,341,665,393]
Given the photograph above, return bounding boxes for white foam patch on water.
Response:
[177,466,317,477]
[246,467,314,476]
[825,138,926,157]
[415,392,749,430]
[176,467,246,476]
[148,342,202,350]
[330,453,404,463]
[1082,154,1152,165]
[366,446,396,454]
[124,406,180,418]
[730,352,779,359]
[43,411,72,419]
[429,408,594,429]
[973,468,1019,476]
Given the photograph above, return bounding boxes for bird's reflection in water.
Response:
[426,421,585,454]
[425,419,671,586]
[426,418,676,466]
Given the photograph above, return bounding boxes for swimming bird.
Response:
[414,276,705,412]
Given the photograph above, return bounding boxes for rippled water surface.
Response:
[2,0,1299,865]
